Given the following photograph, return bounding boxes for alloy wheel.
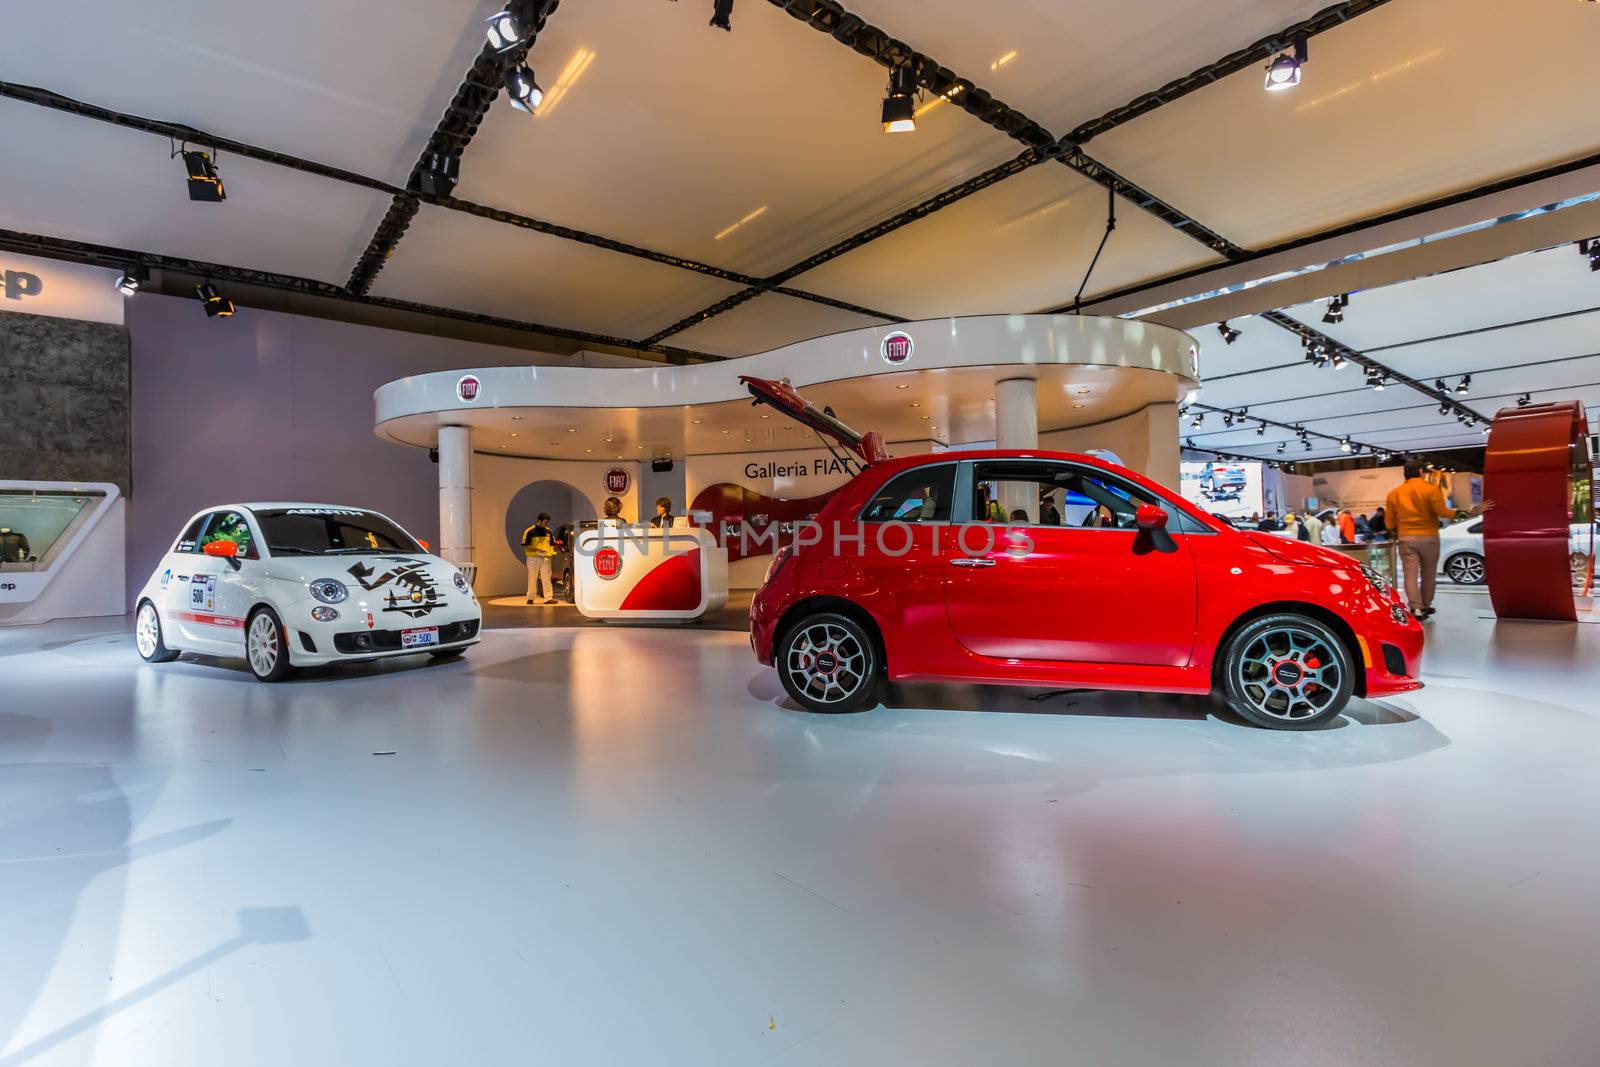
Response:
[136,604,160,658]
[784,622,869,706]
[1446,553,1485,584]
[1233,625,1343,724]
[247,613,280,677]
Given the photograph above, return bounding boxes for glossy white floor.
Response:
[3,587,1599,1066]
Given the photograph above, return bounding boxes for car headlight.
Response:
[309,578,348,604]
[1359,564,1394,600]
[453,572,470,594]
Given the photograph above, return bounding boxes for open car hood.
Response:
[739,376,889,466]
[1247,533,1350,568]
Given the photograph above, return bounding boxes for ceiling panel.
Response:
[367,203,746,340]
[1091,0,1600,249]
[668,293,891,359]
[0,0,494,184]
[455,0,1020,279]
[0,100,388,284]
[844,0,1324,136]
[788,164,1224,319]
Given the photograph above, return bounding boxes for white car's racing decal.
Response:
[346,556,443,618]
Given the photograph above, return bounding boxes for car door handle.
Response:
[949,557,997,568]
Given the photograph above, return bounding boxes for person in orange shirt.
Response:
[1337,510,1357,544]
[1385,462,1494,618]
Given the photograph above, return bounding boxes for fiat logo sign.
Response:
[455,374,481,403]
[604,467,630,494]
[880,330,913,366]
[594,547,622,580]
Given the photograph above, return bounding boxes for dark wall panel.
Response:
[0,310,130,491]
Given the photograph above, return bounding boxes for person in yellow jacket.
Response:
[521,512,557,605]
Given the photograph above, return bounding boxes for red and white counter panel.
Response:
[573,527,729,621]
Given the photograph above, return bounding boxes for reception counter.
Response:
[573,525,729,621]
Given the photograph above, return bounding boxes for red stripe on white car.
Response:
[173,611,246,629]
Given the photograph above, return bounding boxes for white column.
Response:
[995,377,1039,521]
[437,424,473,570]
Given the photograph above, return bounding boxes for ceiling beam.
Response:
[0,227,722,364]
[1185,401,1398,460]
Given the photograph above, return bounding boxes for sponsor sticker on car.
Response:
[401,626,439,648]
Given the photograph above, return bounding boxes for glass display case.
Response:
[0,487,108,572]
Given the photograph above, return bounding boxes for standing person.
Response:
[521,512,557,605]
[650,497,677,529]
[1318,510,1342,546]
[1385,462,1494,619]
[1370,506,1389,542]
[1302,509,1324,546]
[1337,509,1357,544]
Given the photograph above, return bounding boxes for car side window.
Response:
[1467,520,1483,534]
[970,461,1178,531]
[174,515,209,554]
[859,464,957,522]
[198,510,260,560]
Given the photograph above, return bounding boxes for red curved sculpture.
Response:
[1482,401,1587,621]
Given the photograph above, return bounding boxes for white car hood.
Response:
[269,553,468,621]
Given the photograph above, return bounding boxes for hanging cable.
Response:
[1070,182,1117,314]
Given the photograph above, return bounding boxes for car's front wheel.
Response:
[1219,614,1354,730]
[135,601,180,663]
[1444,551,1486,585]
[245,607,294,682]
[777,612,880,713]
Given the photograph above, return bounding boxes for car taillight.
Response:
[763,546,794,586]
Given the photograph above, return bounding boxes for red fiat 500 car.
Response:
[740,377,1422,731]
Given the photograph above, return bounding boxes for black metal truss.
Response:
[0,228,721,364]
[1054,145,1241,258]
[1186,401,1398,459]
[1259,311,1490,424]
[345,0,562,295]
[640,148,1040,344]
[1184,404,1482,473]
[1068,1,1393,145]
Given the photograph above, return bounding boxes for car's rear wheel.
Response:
[777,612,879,713]
[246,607,294,682]
[1444,551,1486,585]
[135,601,179,663]
[1220,614,1353,730]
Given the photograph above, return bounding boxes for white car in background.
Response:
[1438,516,1595,585]
[134,503,480,680]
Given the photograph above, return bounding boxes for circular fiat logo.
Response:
[455,374,481,403]
[1273,661,1303,686]
[603,467,630,494]
[594,548,622,580]
[880,330,913,366]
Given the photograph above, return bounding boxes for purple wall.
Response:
[125,295,544,602]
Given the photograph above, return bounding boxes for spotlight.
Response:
[1190,411,1205,428]
[1329,351,1347,370]
[1581,238,1600,272]
[1434,378,1448,392]
[1304,440,1313,451]
[1264,37,1307,92]
[1217,320,1241,344]
[1517,392,1532,408]
[1339,437,1352,453]
[1223,412,1235,428]
[416,150,460,198]
[882,66,917,133]
[1256,422,1267,436]
[195,281,234,318]
[1455,374,1471,395]
[504,64,543,112]
[1321,294,1347,324]
[1276,441,1286,454]
[1438,401,1450,415]
[485,5,528,51]
[114,264,148,297]
[710,0,733,30]
[181,149,225,202]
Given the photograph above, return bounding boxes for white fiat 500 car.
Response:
[134,503,480,680]
[1437,516,1594,585]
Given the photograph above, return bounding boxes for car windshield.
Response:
[254,508,422,556]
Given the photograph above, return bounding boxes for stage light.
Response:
[416,150,459,198]
[882,66,917,133]
[1581,238,1600,271]
[115,265,148,297]
[1190,411,1204,428]
[710,0,733,30]
[1339,437,1352,453]
[196,281,234,318]
[1517,392,1532,407]
[1329,351,1347,370]
[1434,378,1447,391]
[1256,422,1267,436]
[485,6,527,51]
[1438,401,1450,415]
[504,64,543,112]
[1222,412,1235,428]
[181,150,225,202]
[1264,37,1307,92]
[1276,441,1286,454]
[1304,440,1313,451]
[1321,294,1346,324]
[1217,321,1241,344]
[1455,374,1471,395]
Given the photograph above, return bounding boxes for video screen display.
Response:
[1180,461,1264,521]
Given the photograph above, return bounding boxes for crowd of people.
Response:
[1247,505,1388,546]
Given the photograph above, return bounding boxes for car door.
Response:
[171,509,257,648]
[852,461,959,646]
[943,459,1199,667]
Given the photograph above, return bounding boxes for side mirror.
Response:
[1135,504,1169,530]
[203,539,238,558]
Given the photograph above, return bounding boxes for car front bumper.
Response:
[281,602,482,666]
